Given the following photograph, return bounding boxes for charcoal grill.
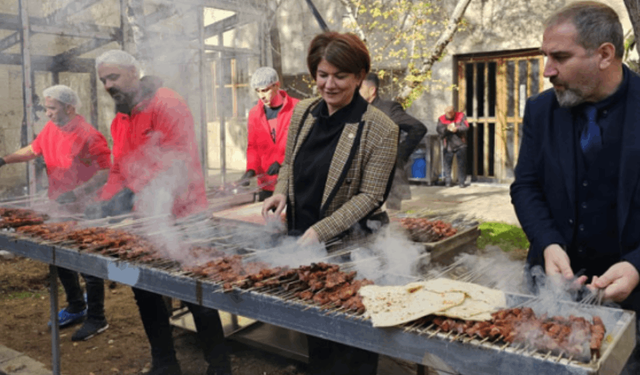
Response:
[0,224,635,375]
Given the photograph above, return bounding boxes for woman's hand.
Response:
[297,227,319,246]
[262,193,286,221]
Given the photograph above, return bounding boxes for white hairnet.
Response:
[42,85,81,109]
[95,49,141,76]
[250,67,279,89]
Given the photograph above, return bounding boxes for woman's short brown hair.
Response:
[307,32,370,80]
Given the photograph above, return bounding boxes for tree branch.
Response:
[397,0,473,102]
[339,0,367,41]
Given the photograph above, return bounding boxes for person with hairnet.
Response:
[238,67,299,201]
[91,49,230,375]
[0,84,112,341]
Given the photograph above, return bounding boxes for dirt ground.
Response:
[0,256,315,375]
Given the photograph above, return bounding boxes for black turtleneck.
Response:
[291,92,368,234]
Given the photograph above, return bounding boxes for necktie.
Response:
[580,105,602,162]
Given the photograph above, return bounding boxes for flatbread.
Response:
[438,299,496,321]
[360,279,506,327]
[422,278,506,321]
[421,278,506,307]
[359,283,466,327]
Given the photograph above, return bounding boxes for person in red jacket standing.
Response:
[239,67,299,201]
[436,106,470,188]
[91,50,230,375]
[0,85,112,341]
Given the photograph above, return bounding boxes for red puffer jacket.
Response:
[246,90,299,191]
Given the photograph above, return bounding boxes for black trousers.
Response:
[307,335,378,375]
[57,267,105,321]
[386,158,411,210]
[443,147,467,186]
[132,288,231,374]
[258,190,273,202]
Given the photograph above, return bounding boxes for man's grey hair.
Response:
[250,67,279,89]
[95,50,142,76]
[43,85,81,109]
[545,1,624,59]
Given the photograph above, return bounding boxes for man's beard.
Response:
[52,114,70,127]
[551,77,589,108]
[108,88,134,114]
[554,87,585,107]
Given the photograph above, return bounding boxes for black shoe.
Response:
[148,363,182,375]
[71,319,108,341]
[459,182,468,188]
[207,366,232,375]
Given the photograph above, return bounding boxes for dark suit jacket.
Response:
[510,67,640,279]
[371,96,426,161]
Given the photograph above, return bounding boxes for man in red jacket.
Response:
[92,50,229,375]
[0,85,112,341]
[436,106,470,188]
[239,67,299,201]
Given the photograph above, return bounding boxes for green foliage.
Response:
[345,0,453,99]
[477,222,529,253]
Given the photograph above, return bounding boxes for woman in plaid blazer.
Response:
[262,31,398,375]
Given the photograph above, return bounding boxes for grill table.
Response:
[0,230,635,375]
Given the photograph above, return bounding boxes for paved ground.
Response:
[0,346,51,375]
[398,182,519,226]
[0,180,518,375]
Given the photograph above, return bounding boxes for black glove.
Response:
[109,187,135,216]
[266,161,280,176]
[0,158,6,168]
[84,187,135,219]
[84,201,109,220]
[56,191,77,204]
[239,169,256,187]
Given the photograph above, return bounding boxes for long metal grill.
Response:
[0,206,634,375]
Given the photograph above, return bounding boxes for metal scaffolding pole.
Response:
[19,0,36,197]
[120,0,144,56]
[48,265,61,375]
[216,54,226,186]
[198,7,209,187]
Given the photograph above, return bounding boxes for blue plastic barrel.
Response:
[412,158,426,178]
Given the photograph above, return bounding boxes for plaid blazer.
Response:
[274,97,399,243]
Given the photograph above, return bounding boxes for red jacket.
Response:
[100,87,207,218]
[436,112,469,152]
[32,116,111,200]
[246,90,299,191]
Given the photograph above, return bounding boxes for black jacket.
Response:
[370,96,427,162]
[510,66,640,282]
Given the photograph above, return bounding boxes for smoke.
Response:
[350,225,423,285]
[244,230,328,268]
[133,156,188,261]
[422,245,527,294]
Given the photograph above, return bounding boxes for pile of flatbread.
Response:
[359,278,506,327]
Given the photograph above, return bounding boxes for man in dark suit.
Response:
[510,2,639,371]
[360,73,426,210]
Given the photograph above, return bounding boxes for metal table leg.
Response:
[231,313,239,331]
[49,265,61,375]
